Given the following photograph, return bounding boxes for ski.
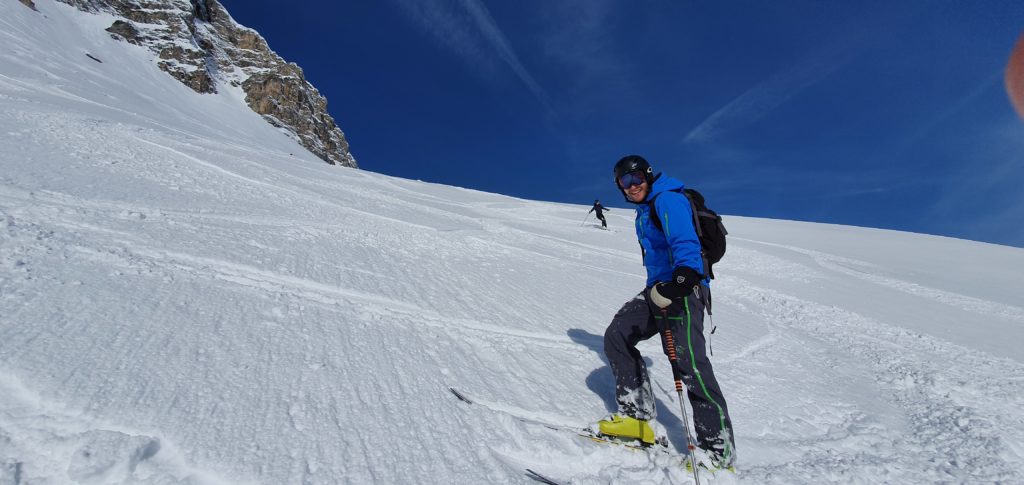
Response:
[448,387,680,457]
[525,468,561,485]
[450,388,599,440]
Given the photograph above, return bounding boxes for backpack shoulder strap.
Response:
[646,194,663,232]
[681,189,704,239]
[647,188,691,233]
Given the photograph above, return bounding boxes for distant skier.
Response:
[589,199,610,228]
[597,155,736,469]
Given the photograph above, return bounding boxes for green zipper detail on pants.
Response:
[684,298,731,462]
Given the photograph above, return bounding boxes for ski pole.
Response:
[661,309,701,485]
[580,212,591,227]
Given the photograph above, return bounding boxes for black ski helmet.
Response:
[613,155,654,186]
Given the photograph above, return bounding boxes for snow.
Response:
[2,1,1024,484]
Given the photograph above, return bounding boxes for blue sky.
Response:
[220,0,1024,247]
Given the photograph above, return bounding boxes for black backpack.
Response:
[648,188,728,279]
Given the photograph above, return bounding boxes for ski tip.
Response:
[525,468,561,485]
[448,387,473,404]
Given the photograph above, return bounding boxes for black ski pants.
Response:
[603,288,735,462]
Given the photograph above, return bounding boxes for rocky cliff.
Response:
[24,0,357,167]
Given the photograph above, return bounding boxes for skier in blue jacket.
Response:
[597,155,735,469]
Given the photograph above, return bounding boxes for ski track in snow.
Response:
[720,276,1024,483]
[733,236,1024,323]
[0,186,619,354]
[2,2,1024,483]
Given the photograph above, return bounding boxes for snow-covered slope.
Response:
[2,2,1023,484]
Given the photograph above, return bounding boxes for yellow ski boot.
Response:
[597,414,656,445]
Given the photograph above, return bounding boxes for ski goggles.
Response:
[617,171,647,189]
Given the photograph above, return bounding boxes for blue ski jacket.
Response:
[632,174,707,288]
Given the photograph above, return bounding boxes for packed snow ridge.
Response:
[2,1,1023,484]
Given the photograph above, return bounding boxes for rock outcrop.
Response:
[54,0,357,167]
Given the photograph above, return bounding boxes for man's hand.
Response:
[648,267,702,309]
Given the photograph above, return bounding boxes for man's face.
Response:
[618,171,649,203]
[626,181,649,203]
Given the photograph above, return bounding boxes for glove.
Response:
[648,267,702,309]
